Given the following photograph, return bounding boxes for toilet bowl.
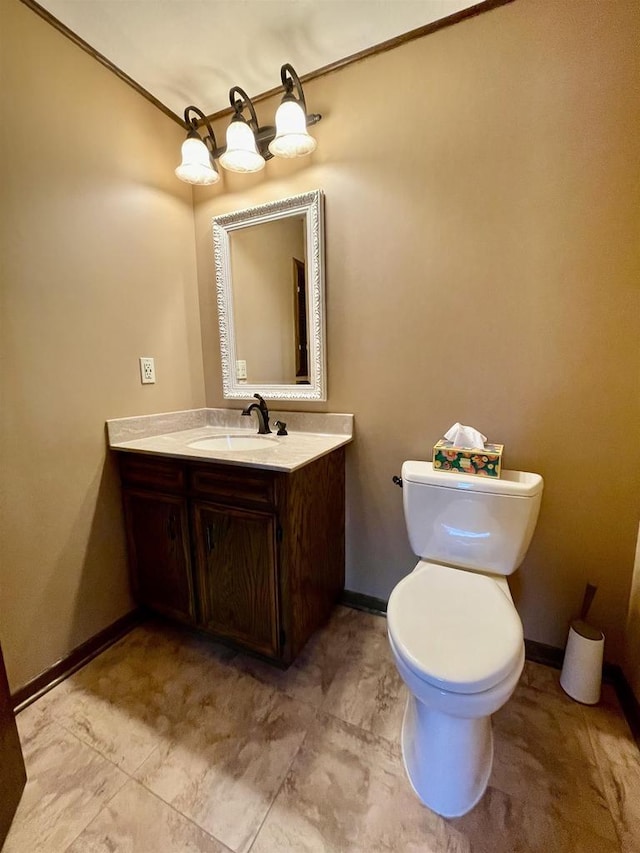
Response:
[387,560,524,817]
[388,461,543,817]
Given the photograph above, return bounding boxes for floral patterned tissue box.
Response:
[433,439,504,478]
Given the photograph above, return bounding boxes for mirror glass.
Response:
[213,190,326,401]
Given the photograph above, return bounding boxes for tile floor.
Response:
[5,607,640,853]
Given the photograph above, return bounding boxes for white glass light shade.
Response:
[219,120,265,173]
[174,137,219,185]
[268,99,317,158]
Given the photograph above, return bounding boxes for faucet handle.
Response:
[275,421,288,436]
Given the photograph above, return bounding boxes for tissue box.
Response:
[433,439,504,478]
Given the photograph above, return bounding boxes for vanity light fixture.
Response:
[175,106,221,186]
[175,64,321,184]
[269,64,318,158]
[219,86,267,173]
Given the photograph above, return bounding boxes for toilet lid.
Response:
[387,562,523,694]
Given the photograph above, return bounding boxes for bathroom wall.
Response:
[0,0,204,690]
[194,0,640,661]
[2,0,637,691]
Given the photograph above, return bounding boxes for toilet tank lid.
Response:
[402,461,543,497]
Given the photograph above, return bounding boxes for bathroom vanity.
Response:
[108,409,352,666]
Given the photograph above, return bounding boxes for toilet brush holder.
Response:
[559,619,604,705]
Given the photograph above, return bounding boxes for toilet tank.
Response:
[401,461,543,576]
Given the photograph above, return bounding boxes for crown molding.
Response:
[19,0,514,129]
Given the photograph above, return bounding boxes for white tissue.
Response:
[444,422,487,449]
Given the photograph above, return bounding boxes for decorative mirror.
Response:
[213,189,326,401]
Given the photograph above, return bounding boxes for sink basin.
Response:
[187,434,278,452]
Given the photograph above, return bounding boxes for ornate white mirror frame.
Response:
[212,189,326,401]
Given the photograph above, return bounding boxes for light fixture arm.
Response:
[228,86,276,160]
[228,86,259,132]
[183,105,220,156]
[280,63,305,110]
[279,64,321,127]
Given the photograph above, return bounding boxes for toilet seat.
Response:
[387,561,523,695]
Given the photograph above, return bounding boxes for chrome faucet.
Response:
[241,393,272,434]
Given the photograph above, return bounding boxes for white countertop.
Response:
[107,408,354,473]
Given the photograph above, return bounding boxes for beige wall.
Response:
[1,0,638,690]
[194,0,640,661]
[0,0,204,690]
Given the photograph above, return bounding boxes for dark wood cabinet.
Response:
[117,448,345,665]
[123,490,194,623]
[192,501,279,657]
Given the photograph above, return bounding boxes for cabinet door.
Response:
[193,502,279,658]
[123,490,195,622]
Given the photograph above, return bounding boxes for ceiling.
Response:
[35,0,484,121]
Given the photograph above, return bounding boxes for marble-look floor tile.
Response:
[15,692,65,744]
[597,757,640,853]
[490,723,617,842]
[521,661,579,705]
[493,682,597,768]
[30,622,239,774]
[4,719,127,853]
[582,685,640,774]
[523,663,640,771]
[232,606,358,708]
[9,616,637,853]
[320,612,406,743]
[450,784,620,853]
[491,666,624,844]
[35,682,164,774]
[66,779,232,853]
[135,674,315,853]
[251,712,470,853]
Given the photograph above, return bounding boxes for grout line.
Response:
[133,769,237,852]
[133,781,235,852]
[132,777,222,850]
[20,723,132,852]
[127,741,160,780]
[50,712,158,781]
[319,705,403,758]
[27,682,160,787]
[246,715,317,853]
[61,773,131,852]
[18,706,124,778]
[52,721,136,783]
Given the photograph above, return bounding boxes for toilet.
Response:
[387,460,543,818]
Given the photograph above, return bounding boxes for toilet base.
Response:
[400,694,493,818]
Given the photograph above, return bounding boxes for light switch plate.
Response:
[236,359,247,380]
[139,357,156,384]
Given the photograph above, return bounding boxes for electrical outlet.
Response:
[236,359,247,380]
[139,357,156,384]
